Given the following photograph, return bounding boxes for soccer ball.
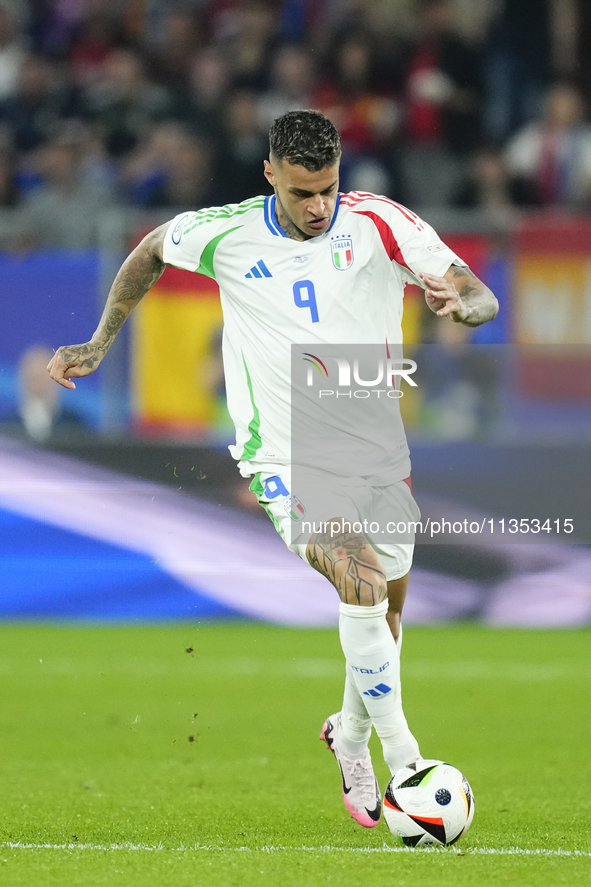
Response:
[383,759,474,847]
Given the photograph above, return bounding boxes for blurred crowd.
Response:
[0,0,589,247]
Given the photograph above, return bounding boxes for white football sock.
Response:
[340,663,372,755]
[340,620,403,754]
[339,601,420,775]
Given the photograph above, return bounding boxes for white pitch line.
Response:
[1,659,589,681]
[1,842,590,858]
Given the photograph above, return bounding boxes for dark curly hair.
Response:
[269,110,341,171]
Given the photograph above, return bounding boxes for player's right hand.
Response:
[46,342,104,390]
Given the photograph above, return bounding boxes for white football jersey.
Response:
[162,192,465,478]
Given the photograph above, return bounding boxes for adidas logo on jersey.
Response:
[245,260,272,279]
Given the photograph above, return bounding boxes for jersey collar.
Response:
[263,194,341,238]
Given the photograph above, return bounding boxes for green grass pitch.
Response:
[0,623,590,887]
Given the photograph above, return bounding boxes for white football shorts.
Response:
[249,466,420,581]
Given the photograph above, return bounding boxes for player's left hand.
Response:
[419,271,468,322]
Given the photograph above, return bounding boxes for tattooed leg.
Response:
[306,517,387,606]
[315,521,422,772]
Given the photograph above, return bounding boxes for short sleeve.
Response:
[350,196,467,286]
[162,212,207,273]
[396,216,467,287]
[162,207,244,279]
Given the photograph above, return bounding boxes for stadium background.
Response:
[1,5,591,885]
[1,0,590,625]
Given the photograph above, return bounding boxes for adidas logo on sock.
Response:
[363,683,392,698]
[245,260,272,278]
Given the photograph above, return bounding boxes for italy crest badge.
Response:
[330,235,354,270]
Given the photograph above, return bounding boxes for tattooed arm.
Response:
[419,263,499,327]
[47,223,169,389]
